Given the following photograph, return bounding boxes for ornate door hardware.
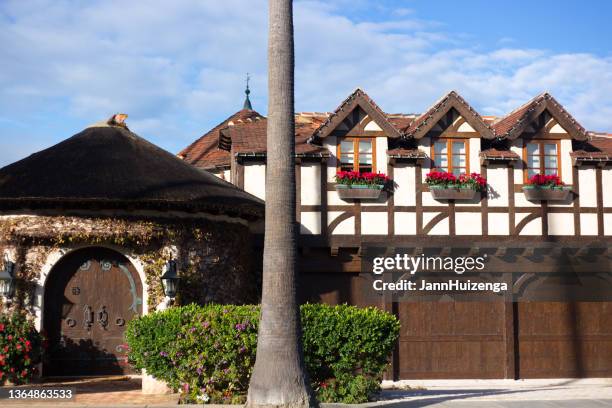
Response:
[84,305,93,331]
[98,305,108,329]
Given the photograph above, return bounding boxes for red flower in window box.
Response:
[525,174,564,188]
[523,173,571,201]
[335,171,390,187]
[425,170,487,192]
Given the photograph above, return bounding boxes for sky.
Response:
[1,0,611,167]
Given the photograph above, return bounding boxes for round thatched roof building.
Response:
[0,115,262,378]
[0,115,262,218]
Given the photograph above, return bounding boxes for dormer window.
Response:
[337,137,376,173]
[523,140,561,182]
[431,138,469,176]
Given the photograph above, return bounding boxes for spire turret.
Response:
[243,73,253,110]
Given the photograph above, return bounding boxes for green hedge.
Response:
[126,304,399,404]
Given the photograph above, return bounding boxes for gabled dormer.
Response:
[492,92,589,185]
[404,91,494,176]
[308,88,405,175]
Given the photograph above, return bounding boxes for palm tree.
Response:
[246,1,316,407]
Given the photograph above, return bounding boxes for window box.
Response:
[523,174,571,201]
[335,184,384,200]
[429,185,479,200]
[425,170,486,201]
[522,185,571,201]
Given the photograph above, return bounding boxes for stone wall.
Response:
[0,213,260,318]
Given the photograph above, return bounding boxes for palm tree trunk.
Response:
[246,1,316,407]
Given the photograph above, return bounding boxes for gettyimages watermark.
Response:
[359,246,612,302]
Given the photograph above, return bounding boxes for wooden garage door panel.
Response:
[399,338,505,378]
[518,302,612,378]
[399,302,504,337]
[398,301,505,379]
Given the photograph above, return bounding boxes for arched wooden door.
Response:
[43,247,143,376]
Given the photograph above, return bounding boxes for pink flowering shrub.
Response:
[0,312,45,385]
[425,170,487,191]
[335,171,390,187]
[126,304,399,404]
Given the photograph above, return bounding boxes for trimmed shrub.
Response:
[126,304,399,404]
[0,312,45,385]
[301,303,400,403]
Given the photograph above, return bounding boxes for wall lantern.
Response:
[160,260,180,299]
[0,254,16,299]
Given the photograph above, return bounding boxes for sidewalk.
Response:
[1,377,611,407]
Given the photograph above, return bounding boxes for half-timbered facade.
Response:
[180,89,612,380]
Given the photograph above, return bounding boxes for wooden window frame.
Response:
[430,137,470,175]
[336,137,377,173]
[522,139,562,183]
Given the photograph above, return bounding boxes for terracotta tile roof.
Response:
[180,92,606,171]
[479,148,520,161]
[492,93,587,140]
[571,134,612,162]
[387,114,417,132]
[228,114,330,158]
[179,109,264,169]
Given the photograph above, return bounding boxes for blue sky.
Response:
[1,0,611,167]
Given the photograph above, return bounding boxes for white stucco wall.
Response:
[580,214,599,235]
[548,213,575,236]
[423,212,448,235]
[488,213,510,235]
[361,212,388,235]
[516,213,542,236]
[455,213,482,235]
[603,168,612,207]
[560,139,573,185]
[469,137,480,174]
[244,163,266,200]
[487,165,509,207]
[393,164,416,206]
[328,211,354,235]
[376,137,388,175]
[394,212,416,235]
[578,166,597,207]
[605,213,612,236]
[300,211,321,234]
[301,162,321,205]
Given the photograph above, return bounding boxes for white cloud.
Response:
[0,0,611,167]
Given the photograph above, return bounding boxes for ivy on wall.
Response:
[0,215,260,315]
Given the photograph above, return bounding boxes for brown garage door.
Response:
[518,302,612,378]
[397,301,506,379]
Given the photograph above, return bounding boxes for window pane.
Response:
[341,140,354,154]
[434,141,447,155]
[359,165,372,173]
[544,143,557,155]
[359,154,372,165]
[452,142,466,155]
[359,140,372,154]
[544,168,558,175]
[452,154,466,168]
[527,155,540,170]
[434,156,448,170]
[527,143,539,155]
[544,155,557,169]
[528,168,538,178]
[452,168,462,176]
[340,154,354,164]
